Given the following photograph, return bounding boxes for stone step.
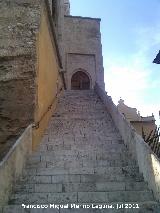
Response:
[50,114,113,120]
[53,110,109,115]
[25,161,137,170]
[35,144,128,154]
[78,174,143,183]
[39,139,124,146]
[71,145,127,152]
[50,115,112,121]
[77,191,154,203]
[55,105,106,110]
[26,158,137,169]
[23,161,141,175]
[18,175,144,186]
[21,168,143,182]
[6,91,159,209]
[37,143,127,154]
[37,143,128,153]
[28,152,130,163]
[3,201,160,213]
[56,103,105,108]
[55,145,125,153]
[62,93,96,99]
[23,165,141,176]
[37,139,126,149]
[14,182,148,193]
[1,201,160,213]
[9,190,154,205]
[28,151,131,162]
[57,101,103,106]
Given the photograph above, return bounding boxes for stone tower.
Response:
[55,0,105,90]
[64,0,70,15]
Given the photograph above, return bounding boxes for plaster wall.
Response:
[131,121,156,138]
[118,101,156,138]
[33,3,63,150]
[117,103,140,122]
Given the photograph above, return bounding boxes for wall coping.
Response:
[95,82,160,201]
[0,125,32,166]
[0,125,32,205]
[65,15,101,21]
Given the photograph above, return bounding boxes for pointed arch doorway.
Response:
[71,71,90,90]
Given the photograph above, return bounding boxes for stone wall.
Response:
[0,56,35,159]
[63,16,105,90]
[0,0,64,158]
[95,83,160,201]
[0,125,32,206]
[66,53,96,89]
[0,0,41,160]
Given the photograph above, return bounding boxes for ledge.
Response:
[65,15,101,21]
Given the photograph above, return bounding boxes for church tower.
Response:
[50,0,105,90]
[61,0,105,90]
[64,0,70,15]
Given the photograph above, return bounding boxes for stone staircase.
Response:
[2,90,160,212]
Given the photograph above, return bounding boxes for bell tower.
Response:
[64,0,70,15]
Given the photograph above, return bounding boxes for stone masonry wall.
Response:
[66,53,96,89]
[0,56,36,159]
[0,0,41,160]
[95,83,160,201]
[63,16,105,89]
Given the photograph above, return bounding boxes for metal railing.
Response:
[142,127,160,158]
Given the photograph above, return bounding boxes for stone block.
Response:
[36,168,69,176]
[107,191,154,202]
[14,184,35,193]
[63,183,96,192]
[78,192,106,203]
[2,205,29,213]
[35,183,62,193]
[69,168,94,175]
[125,182,148,191]
[48,193,77,203]
[96,182,125,191]
[31,208,59,213]
[51,175,81,184]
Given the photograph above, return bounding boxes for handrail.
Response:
[32,87,63,129]
[60,71,67,90]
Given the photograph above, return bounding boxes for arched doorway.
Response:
[71,71,90,90]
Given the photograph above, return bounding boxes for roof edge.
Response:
[65,15,101,21]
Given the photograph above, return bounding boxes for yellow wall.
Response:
[117,101,140,122]
[131,122,156,138]
[32,6,63,150]
[118,100,156,139]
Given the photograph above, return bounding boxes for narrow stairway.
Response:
[3,90,160,212]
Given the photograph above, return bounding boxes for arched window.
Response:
[71,71,90,90]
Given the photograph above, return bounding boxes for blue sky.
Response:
[70,0,160,126]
